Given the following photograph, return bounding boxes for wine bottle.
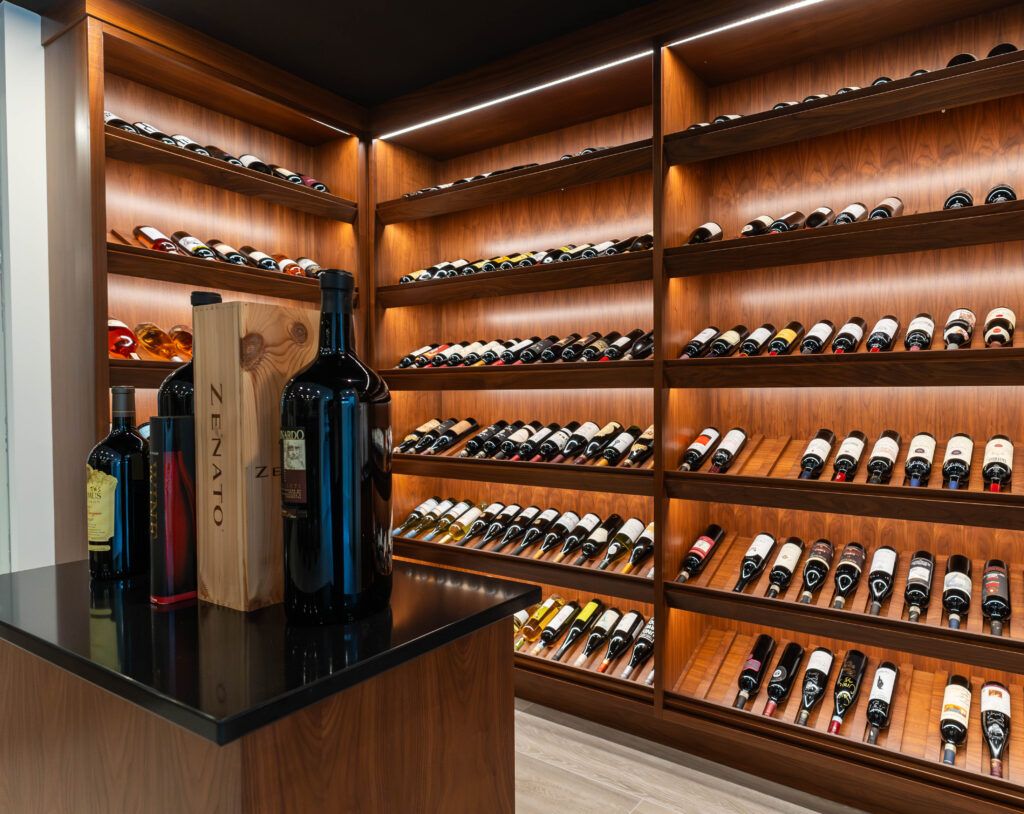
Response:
[557,514,621,564]
[541,333,584,362]
[765,537,805,599]
[447,339,486,366]
[475,421,525,459]
[490,506,541,552]
[581,331,623,362]
[103,110,137,132]
[393,496,441,536]
[238,154,272,174]
[571,420,622,464]
[407,498,456,538]
[708,427,747,473]
[982,558,1011,635]
[798,429,836,479]
[802,93,829,102]
[986,183,1016,204]
[904,432,937,486]
[493,421,543,460]
[464,502,513,547]
[868,197,903,219]
[395,418,441,453]
[422,500,474,541]
[947,52,977,66]
[263,163,301,184]
[833,203,867,224]
[940,675,972,765]
[621,618,655,679]
[988,43,1018,57]
[532,511,580,558]
[678,427,721,471]
[706,325,749,358]
[733,533,777,592]
[943,554,973,629]
[866,315,900,352]
[240,246,278,270]
[943,308,977,348]
[831,317,867,354]
[738,323,776,357]
[300,174,329,193]
[510,508,560,556]
[618,425,655,469]
[478,339,516,366]
[156,291,221,416]
[628,233,654,252]
[762,642,805,717]
[595,518,645,569]
[517,335,562,365]
[497,336,541,365]
[457,420,509,458]
[552,599,603,661]
[205,145,244,165]
[204,239,248,265]
[436,504,486,545]
[87,386,150,580]
[828,649,867,734]
[944,188,974,209]
[831,542,866,608]
[410,418,456,454]
[904,313,935,350]
[530,422,580,462]
[623,330,655,360]
[805,206,835,228]
[831,430,867,481]
[423,417,478,455]
[905,550,936,622]
[573,607,622,666]
[570,514,624,565]
[768,211,806,232]
[712,113,742,123]
[982,434,1013,491]
[623,522,655,575]
[509,422,559,462]
[396,344,437,369]
[514,595,564,651]
[134,322,185,362]
[799,320,836,354]
[734,634,776,709]
[559,332,601,362]
[767,321,805,355]
[412,345,449,367]
[537,513,598,559]
[942,433,974,489]
[772,101,798,109]
[133,121,176,144]
[170,231,216,260]
[799,539,835,603]
[981,682,1012,777]
[865,662,899,744]
[867,546,898,615]
[679,326,721,359]
[687,222,723,243]
[133,225,179,253]
[740,215,774,237]
[796,647,834,725]
[167,135,208,155]
[431,341,470,367]
[983,306,1015,347]
[676,524,725,583]
[865,430,901,484]
[596,611,644,673]
[461,338,496,366]
[550,421,600,464]
[606,236,639,254]
[532,601,580,652]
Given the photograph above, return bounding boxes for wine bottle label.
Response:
[869,666,897,702]
[280,427,307,503]
[717,329,741,346]
[431,499,456,516]
[481,502,504,516]
[273,165,298,177]
[984,565,1007,595]
[688,428,720,454]
[572,422,601,443]
[716,429,747,457]
[907,561,932,584]
[802,437,832,461]
[554,511,580,529]
[944,436,974,465]
[867,548,896,576]
[459,341,485,357]
[607,334,636,351]
[687,536,716,559]
[617,518,646,544]
[239,155,266,167]
[741,655,763,672]
[907,315,935,334]
[504,427,532,445]
[806,322,833,343]
[838,545,865,569]
[775,328,797,344]
[513,609,529,628]
[297,258,322,272]
[941,685,972,727]
[411,497,439,515]
[446,419,474,436]
[591,241,615,253]
[575,514,601,534]
[546,604,578,630]
[86,464,117,545]
[747,326,773,345]
[247,250,274,264]
[908,433,936,460]
[985,307,1016,327]
[516,507,541,523]
[944,571,972,596]
[454,507,483,528]
[981,684,1011,715]
[176,235,211,253]
[577,600,602,623]
[869,436,900,463]
[946,308,977,328]
[744,533,775,559]
[837,322,864,343]
[530,598,560,621]
[606,431,636,456]
[586,527,610,546]
[535,508,560,525]
[870,317,898,337]
[595,608,621,631]
[807,541,833,564]
[138,225,169,241]
[635,426,655,441]
[807,648,834,674]
[984,437,1013,468]
[495,504,520,522]
[134,121,160,134]
[690,327,718,345]
[836,435,865,461]
[840,203,867,218]
[545,428,574,448]
[642,521,656,538]
[614,611,642,634]
[773,542,803,570]
[987,326,1011,343]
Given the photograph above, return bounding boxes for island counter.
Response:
[0,559,538,813]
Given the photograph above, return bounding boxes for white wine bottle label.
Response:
[716,429,747,456]
[545,428,574,448]
[494,505,520,522]
[744,533,775,559]
[406,418,442,439]
[607,334,635,351]
[298,258,322,272]
[477,340,505,356]
[985,307,1016,328]
[690,327,718,344]
[595,608,621,631]
[806,322,833,343]
[546,603,577,630]
[587,527,610,546]
[803,437,832,461]
[86,464,117,544]
[554,511,580,529]
[807,648,834,674]
[944,571,972,597]
[517,507,541,524]
[907,561,932,583]
[870,547,897,574]
[837,321,865,343]
[591,240,615,253]
[573,422,601,443]
[946,308,977,328]
[513,609,529,629]
[411,497,439,515]
[981,683,1012,715]
[984,437,1014,467]
[869,436,900,463]
[431,499,456,516]
[908,433,936,460]
[505,337,535,354]
[640,521,656,541]
[907,315,935,334]
[869,666,898,702]
[444,501,473,519]
[614,611,642,634]
[441,343,466,358]
[482,502,505,516]
[280,427,307,503]
[239,154,266,167]
[504,427,532,446]
[274,165,299,177]
[406,344,435,359]
[617,518,646,543]
[747,326,773,345]
[575,513,601,533]
[717,329,741,345]
[688,428,721,454]
[535,508,560,525]
[247,250,274,264]
[942,684,972,727]
[459,341,485,357]
[176,235,210,252]
[454,507,483,528]
[837,435,866,460]
[944,435,974,464]
[773,542,803,570]
[870,317,898,336]
[606,431,636,455]
[636,425,655,441]
[839,203,867,219]
[138,225,169,241]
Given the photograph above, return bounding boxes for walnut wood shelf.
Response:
[105,127,357,222]
[515,652,654,704]
[108,358,179,388]
[664,48,1024,166]
[376,139,652,225]
[375,250,653,308]
[664,347,1024,389]
[394,536,652,603]
[107,243,321,302]
[383,359,653,391]
[393,454,655,496]
[664,198,1024,277]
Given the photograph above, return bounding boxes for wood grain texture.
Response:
[383,360,653,391]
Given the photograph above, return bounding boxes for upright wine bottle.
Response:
[831,430,867,482]
[457,420,509,458]
[621,618,655,679]
[865,430,901,484]
[738,323,776,357]
[678,427,721,471]
[87,386,150,580]
[904,550,935,622]
[828,649,868,734]
[573,607,622,666]
[799,320,836,354]
[706,325,749,358]
[687,222,723,243]
[765,537,805,598]
[940,675,972,765]
[981,682,1012,777]
[982,434,1013,492]
[831,317,867,353]
[679,326,720,359]
[596,611,644,673]
[867,546,898,615]
[157,291,222,416]
[733,533,777,592]
[831,542,866,608]
[766,321,804,355]
[762,642,805,717]
[596,518,645,569]
[550,421,600,464]
[552,598,603,661]
[904,313,935,350]
[798,429,836,479]
[942,433,974,488]
[572,421,622,464]
[768,211,806,232]
[865,315,900,352]
[982,559,1011,635]
[868,197,903,219]
[708,427,747,473]
[796,647,834,725]
[734,634,776,709]
[833,202,867,224]
[676,524,725,583]
[799,539,835,603]
[942,554,973,629]
[983,306,1015,347]
[943,308,976,349]
[904,432,937,486]
[865,662,899,744]
[393,497,440,537]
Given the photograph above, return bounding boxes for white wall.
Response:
[0,2,55,571]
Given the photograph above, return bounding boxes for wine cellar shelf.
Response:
[383,360,653,391]
[109,358,179,388]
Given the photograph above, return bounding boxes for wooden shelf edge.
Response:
[665,584,1024,674]
[394,537,653,603]
[664,198,1024,277]
[514,651,654,704]
[393,455,655,495]
[663,347,1024,389]
[108,359,179,389]
[383,359,654,390]
[375,250,653,308]
[664,49,1024,165]
[105,126,357,222]
[665,472,1024,530]
[376,139,653,224]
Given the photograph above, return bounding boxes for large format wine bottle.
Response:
[762,642,804,717]
[280,270,392,624]
[981,681,1012,777]
[828,650,867,734]
[940,675,972,765]
[157,291,222,416]
[796,647,834,725]
[87,386,150,580]
[734,634,776,708]
[865,662,898,744]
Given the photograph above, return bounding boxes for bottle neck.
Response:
[318,288,355,355]
[111,412,135,431]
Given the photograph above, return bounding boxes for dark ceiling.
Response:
[21,0,657,106]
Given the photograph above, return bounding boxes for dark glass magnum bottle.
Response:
[280,270,392,624]
[157,291,222,416]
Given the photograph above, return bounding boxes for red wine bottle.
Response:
[733,533,776,592]
[943,308,976,348]
[678,427,720,471]
[679,326,721,358]
[572,421,622,464]
[475,421,525,459]
[734,634,776,709]
[867,546,898,614]
[537,513,598,559]
[831,541,866,608]
[941,433,974,489]
[687,222,723,243]
[942,554,973,629]
[865,430,901,484]
[828,649,867,734]
[904,313,935,350]
[796,647,834,725]
[905,432,936,486]
[833,202,867,224]
[940,675,972,765]
[805,206,834,228]
[706,325,749,358]
[765,537,805,599]
[676,524,725,583]
[982,434,1013,491]
[768,211,806,232]
[799,320,835,354]
[799,539,834,603]
[767,321,804,355]
[904,550,935,622]
[620,618,655,679]
[738,323,776,357]
[944,188,973,209]
[762,642,804,717]
[865,662,899,743]
[981,682,1012,777]
[983,306,1015,347]
[986,183,1016,204]
[708,427,747,473]
[740,215,773,237]
[868,197,903,219]
[798,429,835,479]
[831,430,867,481]
[865,315,900,352]
[982,558,1011,635]
[831,317,867,353]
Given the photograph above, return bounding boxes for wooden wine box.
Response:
[194,301,318,611]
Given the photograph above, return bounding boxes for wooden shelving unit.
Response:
[383,359,653,390]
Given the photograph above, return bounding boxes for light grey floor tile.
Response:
[515,752,640,814]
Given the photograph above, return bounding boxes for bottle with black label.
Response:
[738,323,776,357]
[831,317,867,354]
[868,197,903,219]
[740,215,774,237]
[982,558,1011,635]
[678,427,721,471]
[133,121,176,145]
[765,537,805,598]
[687,222,723,243]
[679,326,720,359]
[573,607,622,666]
[831,542,866,608]
[866,315,900,352]
[706,325,749,358]
[768,211,806,232]
[104,110,137,132]
[734,633,775,708]
[865,662,899,744]
[552,599,603,662]
[982,434,1013,492]
[904,550,935,622]
[831,430,867,482]
[865,430,901,484]
[828,650,867,734]
[618,425,656,469]
[538,513,598,559]
[767,321,805,356]
[799,320,836,354]
[596,611,644,673]
[556,514,621,564]
[594,425,642,467]
[796,647,834,725]
[943,308,977,349]
[762,642,805,717]
[799,539,835,603]
[733,533,777,592]
[904,313,935,350]
[905,432,937,486]
[942,554,973,629]
[676,524,725,583]
[798,428,836,479]
[983,306,1015,347]
[981,682,1012,777]
[940,675,972,765]
[708,428,747,473]
[833,202,867,224]
[805,206,834,228]
[867,546,898,615]
[572,421,622,464]
[942,433,974,489]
